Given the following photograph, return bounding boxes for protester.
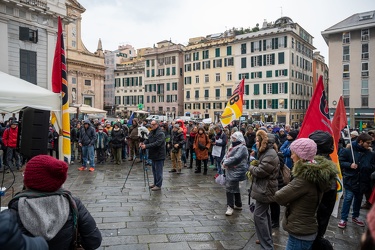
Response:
[188,126,198,169]
[128,118,140,161]
[0,209,48,250]
[78,119,97,172]
[280,130,299,169]
[212,125,228,175]
[222,131,248,215]
[185,120,195,163]
[350,130,359,142]
[272,138,337,250]
[169,124,185,174]
[70,124,77,164]
[175,119,187,167]
[270,149,286,229]
[2,120,21,171]
[193,126,211,175]
[140,120,166,191]
[338,133,374,229]
[248,130,279,250]
[95,125,108,164]
[8,155,102,250]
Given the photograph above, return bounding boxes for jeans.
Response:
[181,144,186,164]
[152,160,164,188]
[340,189,363,221]
[214,157,222,174]
[6,147,21,169]
[82,145,95,168]
[286,235,313,250]
[227,192,242,208]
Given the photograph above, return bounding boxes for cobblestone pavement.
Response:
[0,158,367,249]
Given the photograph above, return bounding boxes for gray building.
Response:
[322,10,375,129]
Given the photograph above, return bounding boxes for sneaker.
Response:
[234,205,242,210]
[169,169,177,173]
[225,206,234,216]
[177,170,182,174]
[149,184,155,188]
[89,167,95,172]
[70,161,74,164]
[338,220,347,229]
[151,186,161,191]
[78,166,87,171]
[352,217,365,227]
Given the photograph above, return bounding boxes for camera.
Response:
[138,127,149,142]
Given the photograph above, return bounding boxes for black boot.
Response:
[195,167,201,173]
[203,167,207,175]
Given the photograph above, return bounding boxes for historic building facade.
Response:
[322,10,375,129]
[65,0,105,109]
[143,41,184,119]
[0,0,67,89]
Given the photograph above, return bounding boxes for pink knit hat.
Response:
[290,138,317,161]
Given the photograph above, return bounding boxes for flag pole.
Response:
[346,125,355,164]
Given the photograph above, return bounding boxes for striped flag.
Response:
[298,75,343,217]
[52,16,71,163]
[220,79,245,127]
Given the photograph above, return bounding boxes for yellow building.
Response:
[65,0,105,109]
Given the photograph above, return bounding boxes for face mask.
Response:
[232,141,241,147]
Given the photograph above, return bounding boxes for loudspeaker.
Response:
[17,107,50,159]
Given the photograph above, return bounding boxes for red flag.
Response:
[298,75,332,138]
[52,17,63,93]
[331,96,347,147]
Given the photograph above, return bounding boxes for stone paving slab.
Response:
[0,159,367,249]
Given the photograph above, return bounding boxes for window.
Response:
[362,96,368,107]
[172,67,176,75]
[195,75,199,84]
[72,77,76,84]
[185,64,191,72]
[215,48,220,57]
[343,64,350,78]
[266,70,272,78]
[167,82,170,91]
[195,90,199,98]
[241,43,247,54]
[172,82,177,90]
[278,82,286,94]
[193,52,199,61]
[227,72,232,81]
[361,29,369,41]
[266,83,272,94]
[186,90,190,99]
[292,53,294,64]
[85,80,91,86]
[19,27,38,43]
[158,69,164,76]
[215,89,220,98]
[226,88,232,97]
[203,60,211,69]
[204,89,209,98]
[251,71,262,79]
[224,57,234,66]
[275,69,288,77]
[185,53,191,62]
[166,68,170,76]
[254,84,260,95]
[343,80,349,96]
[213,59,222,68]
[241,57,247,68]
[278,52,285,64]
[20,49,37,84]
[343,46,350,61]
[264,54,275,66]
[227,46,232,55]
[362,44,369,60]
[362,62,369,77]
[193,62,201,71]
[215,73,220,82]
[239,73,249,80]
[361,79,368,95]
[202,50,209,59]
[205,74,209,83]
[184,76,191,85]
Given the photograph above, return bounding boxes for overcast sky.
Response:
[78,0,375,63]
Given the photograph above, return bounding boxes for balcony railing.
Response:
[20,0,47,9]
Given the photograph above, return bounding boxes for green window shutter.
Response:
[263,83,266,94]
[272,83,277,94]
[275,38,279,49]
[167,82,170,91]
[245,85,249,95]
[263,100,266,109]
[227,46,232,56]
[259,72,262,78]
[271,99,275,109]
[284,82,288,93]
[284,36,287,48]
[254,84,259,95]
[146,70,150,77]
[259,41,262,51]
[271,38,275,49]
[239,74,242,80]
[278,52,284,64]
[215,48,220,57]
[284,69,288,76]
[266,70,272,78]
[245,73,249,79]
[246,100,250,109]
[275,70,279,77]
[251,57,254,67]
[251,100,254,109]
[259,100,262,109]
[258,55,262,66]
[263,40,266,50]
[251,42,254,52]
[272,54,275,65]
[251,72,254,79]
[284,99,288,109]
[172,67,176,75]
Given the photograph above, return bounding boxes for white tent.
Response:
[0,71,60,113]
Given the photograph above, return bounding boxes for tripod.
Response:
[121,147,151,195]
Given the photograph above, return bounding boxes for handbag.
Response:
[215,173,226,185]
[281,164,291,185]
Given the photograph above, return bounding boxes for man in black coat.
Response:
[140,121,166,191]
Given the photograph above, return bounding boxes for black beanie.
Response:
[309,130,334,155]
[288,130,299,140]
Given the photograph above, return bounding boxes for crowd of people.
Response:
[1,115,375,249]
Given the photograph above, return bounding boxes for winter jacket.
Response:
[128,121,139,140]
[280,140,293,169]
[8,189,102,250]
[245,132,256,150]
[79,125,97,146]
[171,129,185,150]
[70,127,77,143]
[339,141,375,194]
[212,131,228,160]
[188,132,197,150]
[222,143,248,183]
[273,156,338,236]
[193,132,211,160]
[0,209,48,250]
[2,126,18,148]
[144,126,166,161]
[186,124,194,148]
[111,128,125,149]
[249,131,279,203]
[95,132,108,149]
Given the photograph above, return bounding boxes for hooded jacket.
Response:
[249,131,279,203]
[171,128,185,150]
[273,156,338,236]
[8,190,102,250]
[144,126,166,161]
[193,129,211,160]
[2,126,18,148]
[129,118,139,140]
[79,123,97,146]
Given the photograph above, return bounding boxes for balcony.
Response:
[20,0,47,9]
